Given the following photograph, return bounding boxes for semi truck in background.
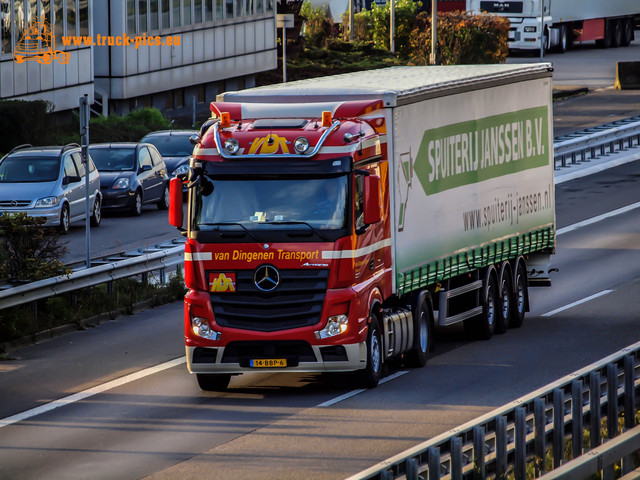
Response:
[467,0,640,52]
[168,64,556,391]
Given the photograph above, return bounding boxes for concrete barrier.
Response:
[615,61,640,90]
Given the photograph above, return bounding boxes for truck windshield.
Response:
[194,176,348,230]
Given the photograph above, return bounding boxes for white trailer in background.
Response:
[467,0,640,52]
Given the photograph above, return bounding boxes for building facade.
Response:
[0,0,277,116]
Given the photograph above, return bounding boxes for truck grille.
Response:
[479,1,523,13]
[210,269,328,332]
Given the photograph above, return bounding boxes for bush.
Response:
[408,11,510,65]
[0,213,70,283]
[300,1,335,48]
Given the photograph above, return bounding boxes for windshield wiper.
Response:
[264,221,330,242]
[199,222,262,243]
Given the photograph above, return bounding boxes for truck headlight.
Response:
[191,316,221,340]
[315,314,349,339]
[524,26,537,32]
[35,196,59,207]
[294,137,310,153]
[224,138,240,154]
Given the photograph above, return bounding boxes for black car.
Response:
[139,129,196,178]
[88,143,169,216]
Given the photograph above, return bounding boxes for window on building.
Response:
[204,0,212,21]
[79,0,89,36]
[172,0,180,27]
[150,0,158,30]
[194,0,201,22]
[161,0,169,28]
[28,0,37,24]
[183,0,191,25]
[139,0,147,32]
[1,1,12,55]
[127,0,136,33]
[197,84,205,103]
[54,0,64,47]
[234,0,241,17]
[175,88,184,108]
[14,0,25,49]
[256,0,263,15]
[225,0,233,18]
[67,0,76,37]
[266,0,273,13]
[245,0,252,16]
[215,0,223,20]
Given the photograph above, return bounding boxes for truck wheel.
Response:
[621,18,634,47]
[407,294,434,368]
[555,25,567,53]
[357,315,383,388]
[510,260,528,328]
[496,264,513,334]
[478,272,498,340]
[196,374,231,391]
[596,21,613,48]
[611,20,622,47]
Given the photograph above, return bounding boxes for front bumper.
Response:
[186,341,367,374]
[0,206,61,226]
[101,189,135,209]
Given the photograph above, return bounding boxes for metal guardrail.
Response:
[0,243,185,310]
[554,115,640,169]
[348,341,640,480]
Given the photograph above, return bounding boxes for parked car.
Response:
[139,129,196,178]
[88,143,169,216]
[0,144,102,233]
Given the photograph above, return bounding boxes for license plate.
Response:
[250,358,287,368]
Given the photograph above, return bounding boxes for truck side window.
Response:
[354,174,365,232]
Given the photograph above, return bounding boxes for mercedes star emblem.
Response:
[253,265,280,292]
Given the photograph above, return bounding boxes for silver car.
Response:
[0,144,102,233]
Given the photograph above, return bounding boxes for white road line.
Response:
[557,201,640,236]
[317,370,409,407]
[0,357,185,429]
[541,290,613,317]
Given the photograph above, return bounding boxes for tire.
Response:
[196,374,231,391]
[477,272,498,340]
[510,260,528,328]
[357,315,383,388]
[157,184,169,210]
[496,264,513,335]
[555,25,567,53]
[130,190,142,216]
[621,18,633,47]
[58,204,70,234]
[406,294,434,368]
[90,196,102,227]
[596,21,613,48]
[611,20,622,48]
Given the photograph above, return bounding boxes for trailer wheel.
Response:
[407,294,434,368]
[596,21,614,48]
[611,19,623,47]
[196,374,231,391]
[554,25,568,53]
[621,18,634,47]
[510,260,528,328]
[496,263,513,334]
[478,272,498,340]
[357,315,383,388]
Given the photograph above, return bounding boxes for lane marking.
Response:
[541,290,613,317]
[0,357,185,429]
[317,370,409,407]
[557,201,640,236]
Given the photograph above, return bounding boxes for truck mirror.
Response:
[363,174,381,225]
[168,177,184,228]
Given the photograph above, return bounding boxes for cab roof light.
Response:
[321,111,332,128]
[220,112,231,129]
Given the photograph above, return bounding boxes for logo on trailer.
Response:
[209,272,236,292]
[248,135,290,155]
[253,265,280,292]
